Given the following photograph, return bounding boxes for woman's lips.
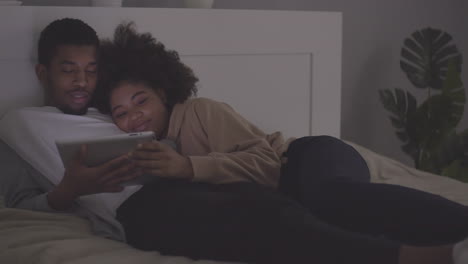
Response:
[133,120,150,132]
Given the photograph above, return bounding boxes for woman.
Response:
[94,23,468,264]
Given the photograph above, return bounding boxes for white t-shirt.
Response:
[0,106,142,225]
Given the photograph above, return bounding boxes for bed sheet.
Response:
[0,204,238,264]
[1,142,468,264]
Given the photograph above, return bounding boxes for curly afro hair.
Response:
[93,22,198,114]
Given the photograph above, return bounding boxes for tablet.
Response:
[56,131,156,167]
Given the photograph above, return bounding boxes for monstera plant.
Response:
[379,27,468,182]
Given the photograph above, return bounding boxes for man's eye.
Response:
[62,69,74,73]
[86,67,97,74]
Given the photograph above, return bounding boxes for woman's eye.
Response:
[115,112,127,119]
[137,98,148,105]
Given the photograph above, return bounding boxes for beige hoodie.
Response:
[166,97,293,188]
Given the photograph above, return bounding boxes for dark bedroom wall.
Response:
[18,0,468,166]
[215,0,468,166]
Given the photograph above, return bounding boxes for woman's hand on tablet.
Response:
[129,141,194,180]
[49,144,141,210]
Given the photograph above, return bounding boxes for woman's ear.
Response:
[35,64,48,86]
[157,89,168,104]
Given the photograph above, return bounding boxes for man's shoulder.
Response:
[83,108,113,121]
[0,138,30,175]
[3,107,110,121]
[0,139,19,159]
[2,106,59,118]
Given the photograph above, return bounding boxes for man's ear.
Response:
[35,64,47,85]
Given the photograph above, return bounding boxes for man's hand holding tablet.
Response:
[56,131,156,167]
[48,132,155,210]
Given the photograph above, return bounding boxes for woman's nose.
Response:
[129,110,143,120]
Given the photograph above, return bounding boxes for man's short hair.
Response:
[38,18,99,66]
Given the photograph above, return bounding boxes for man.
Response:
[0,18,134,241]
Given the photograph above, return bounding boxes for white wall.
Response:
[18,0,468,166]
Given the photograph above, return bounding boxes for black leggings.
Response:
[116,136,468,264]
[280,136,468,246]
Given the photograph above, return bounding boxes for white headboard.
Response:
[0,6,342,139]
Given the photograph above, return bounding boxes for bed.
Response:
[0,6,467,264]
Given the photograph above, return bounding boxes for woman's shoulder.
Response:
[177,97,231,113]
[185,97,223,106]
[168,97,233,139]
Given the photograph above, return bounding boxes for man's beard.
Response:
[46,78,90,115]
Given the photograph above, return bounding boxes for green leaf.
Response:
[441,58,465,127]
[383,27,466,175]
[379,88,420,161]
[409,59,465,152]
[396,131,408,141]
[406,91,417,114]
[433,45,459,63]
[433,33,452,53]
[442,59,464,95]
[441,159,468,183]
[400,27,462,90]
[418,131,466,174]
[390,117,404,129]
[379,89,398,114]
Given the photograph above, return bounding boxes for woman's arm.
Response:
[130,98,282,187]
[187,98,281,188]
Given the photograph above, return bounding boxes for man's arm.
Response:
[1,140,139,212]
[0,140,76,213]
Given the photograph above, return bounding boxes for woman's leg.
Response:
[117,180,401,264]
[280,136,468,246]
[278,135,371,201]
[302,181,468,246]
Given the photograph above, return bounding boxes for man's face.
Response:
[37,45,98,115]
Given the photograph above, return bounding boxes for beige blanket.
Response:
[348,142,468,206]
[0,207,234,264]
[0,142,467,264]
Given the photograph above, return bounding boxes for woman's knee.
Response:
[286,135,370,183]
[296,135,351,153]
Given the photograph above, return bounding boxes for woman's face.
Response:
[109,81,169,139]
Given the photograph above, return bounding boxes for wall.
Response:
[215,0,468,166]
[18,0,468,166]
